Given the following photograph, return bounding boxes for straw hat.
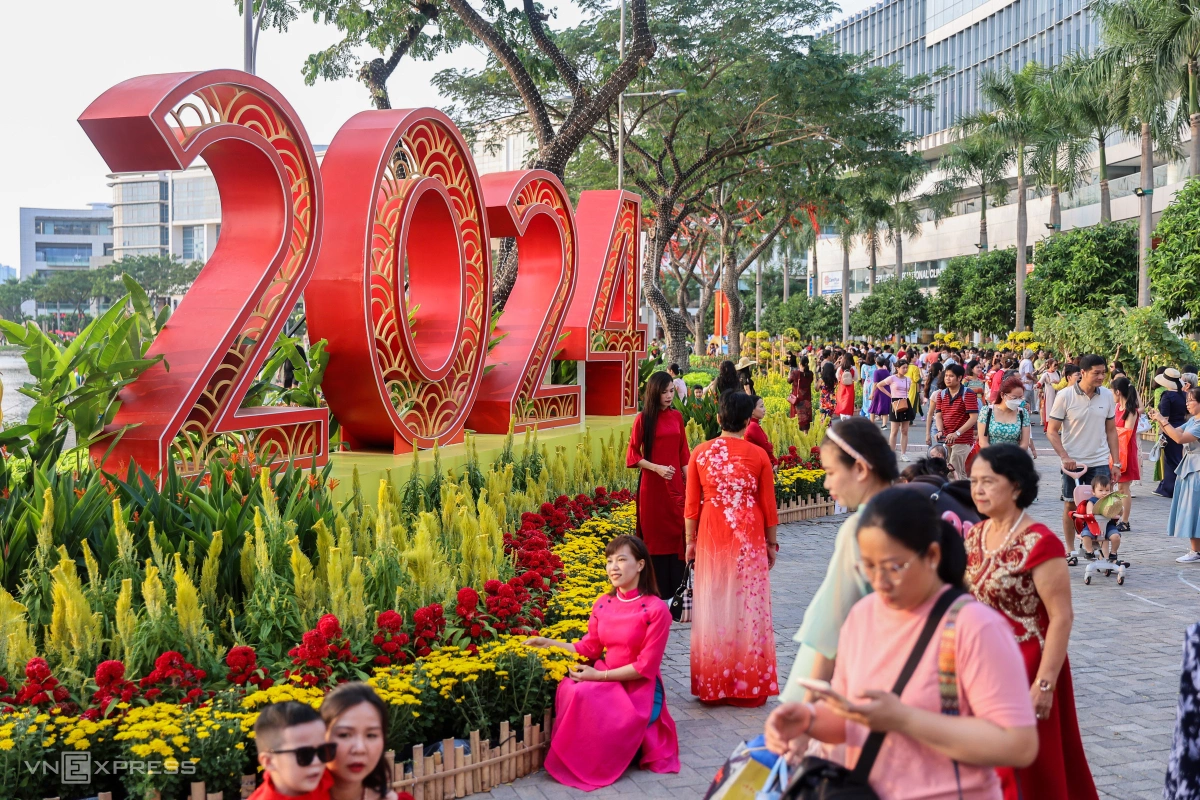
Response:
[734,356,757,371]
[1155,367,1183,390]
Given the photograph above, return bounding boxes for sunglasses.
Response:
[270,742,338,767]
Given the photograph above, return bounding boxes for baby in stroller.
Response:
[1071,473,1129,584]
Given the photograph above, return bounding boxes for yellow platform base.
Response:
[328,416,635,502]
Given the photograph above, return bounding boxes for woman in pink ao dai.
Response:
[524,534,679,791]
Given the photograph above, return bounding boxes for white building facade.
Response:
[813,0,1191,303]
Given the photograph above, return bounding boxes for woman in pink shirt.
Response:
[766,489,1037,800]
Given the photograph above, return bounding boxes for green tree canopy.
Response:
[1149,177,1200,334]
[763,293,841,340]
[929,250,1016,337]
[94,256,202,310]
[850,277,927,338]
[1027,222,1138,320]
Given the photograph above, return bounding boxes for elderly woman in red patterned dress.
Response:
[966,444,1097,800]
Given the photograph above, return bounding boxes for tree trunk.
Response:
[695,281,715,344]
[868,242,877,291]
[1139,121,1153,307]
[979,190,989,252]
[810,244,818,297]
[841,241,850,342]
[782,250,789,302]
[1049,184,1061,233]
[642,207,694,372]
[755,258,762,332]
[722,241,744,360]
[1015,150,1028,331]
[1098,137,1111,224]
[1191,60,1200,177]
[895,235,904,281]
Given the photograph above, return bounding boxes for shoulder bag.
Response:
[669,561,694,623]
[783,587,966,799]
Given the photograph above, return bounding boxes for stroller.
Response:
[1067,480,1129,585]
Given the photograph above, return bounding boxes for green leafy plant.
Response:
[1028,222,1138,319]
[1149,178,1200,335]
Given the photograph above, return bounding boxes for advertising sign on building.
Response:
[820,271,842,295]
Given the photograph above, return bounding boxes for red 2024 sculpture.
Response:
[78,70,646,475]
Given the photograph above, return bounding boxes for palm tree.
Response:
[878,157,929,279]
[1094,0,1186,305]
[1030,69,1094,233]
[853,195,890,291]
[930,134,1012,252]
[961,62,1045,330]
[1060,54,1124,222]
[834,214,858,342]
[1144,0,1200,174]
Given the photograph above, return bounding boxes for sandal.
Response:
[1117,522,1131,532]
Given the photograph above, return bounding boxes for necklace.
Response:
[615,589,641,602]
[981,511,1026,558]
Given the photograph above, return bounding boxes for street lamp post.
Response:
[244,0,255,73]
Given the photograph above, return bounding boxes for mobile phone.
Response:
[793,677,853,708]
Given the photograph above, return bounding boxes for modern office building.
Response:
[0,265,15,282]
[18,204,114,281]
[812,0,1190,304]
[109,166,224,264]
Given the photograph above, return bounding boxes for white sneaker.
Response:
[1177,551,1200,563]
[900,454,911,462]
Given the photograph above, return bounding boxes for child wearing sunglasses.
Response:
[250,701,338,799]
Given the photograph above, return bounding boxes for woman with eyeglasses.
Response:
[320,682,406,800]
[966,445,1096,800]
[765,489,1037,798]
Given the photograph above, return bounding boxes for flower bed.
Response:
[0,420,639,799]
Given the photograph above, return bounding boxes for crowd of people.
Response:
[516,341,1200,799]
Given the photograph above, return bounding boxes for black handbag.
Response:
[669,561,694,623]
[782,587,966,800]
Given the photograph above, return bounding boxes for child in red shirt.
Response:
[248,701,337,800]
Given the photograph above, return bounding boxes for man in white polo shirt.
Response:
[1047,354,1121,557]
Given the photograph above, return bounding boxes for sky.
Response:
[0,0,874,272]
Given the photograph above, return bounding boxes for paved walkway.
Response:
[482,425,1196,799]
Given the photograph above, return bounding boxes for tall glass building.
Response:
[821,0,1097,144]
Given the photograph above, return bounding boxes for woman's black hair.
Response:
[640,371,674,462]
[900,457,950,482]
[604,535,659,596]
[1111,376,1139,422]
[822,417,900,482]
[320,683,392,798]
[858,487,967,589]
[739,367,757,396]
[1189,386,1200,405]
[799,355,810,370]
[975,443,1039,509]
[718,389,756,432]
[715,360,741,394]
[875,355,889,369]
[786,353,798,369]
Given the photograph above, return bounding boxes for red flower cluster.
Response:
[411,603,446,658]
[13,658,73,713]
[287,614,359,687]
[452,587,493,653]
[226,645,274,691]
[85,660,139,719]
[371,610,412,667]
[484,577,541,636]
[139,651,210,705]
[778,445,822,470]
